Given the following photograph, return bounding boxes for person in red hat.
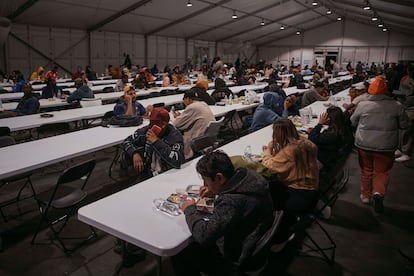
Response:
[350,76,409,213]
[123,107,184,178]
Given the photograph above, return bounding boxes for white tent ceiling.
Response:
[1,0,414,46]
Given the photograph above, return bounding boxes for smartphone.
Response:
[150,125,162,136]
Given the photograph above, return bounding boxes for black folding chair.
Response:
[237,211,284,274]
[298,168,349,264]
[31,159,97,255]
[0,136,36,222]
[36,122,71,139]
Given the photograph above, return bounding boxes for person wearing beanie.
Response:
[350,76,409,213]
[211,78,233,102]
[173,88,215,159]
[191,84,215,105]
[123,107,184,178]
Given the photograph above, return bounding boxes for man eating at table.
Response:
[174,150,274,275]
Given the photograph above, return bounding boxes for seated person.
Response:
[13,73,26,93]
[30,66,45,81]
[141,67,154,83]
[172,88,215,159]
[162,72,172,87]
[267,83,299,116]
[249,92,292,132]
[66,78,94,103]
[174,150,273,275]
[85,65,98,81]
[41,78,62,99]
[194,80,215,105]
[211,78,233,102]
[133,72,150,89]
[301,81,329,107]
[308,106,354,176]
[343,83,368,115]
[123,107,184,178]
[114,85,146,116]
[45,66,60,80]
[116,74,130,92]
[262,119,319,247]
[15,83,40,115]
[71,66,82,80]
[172,71,190,86]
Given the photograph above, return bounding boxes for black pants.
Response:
[172,243,235,276]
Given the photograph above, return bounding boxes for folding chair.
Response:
[220,109,239,140]
[237,211,284,274]
[31,159,97,255]
[190,118,225,156]
[0,136,36,222]
[0,126,11,137]
[35,122,71,139]
[298,167,349,264]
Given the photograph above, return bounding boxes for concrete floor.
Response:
[1,146,414,276]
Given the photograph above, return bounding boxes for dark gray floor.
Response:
[1,147,414,276]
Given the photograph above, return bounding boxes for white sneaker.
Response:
[321,206,332,219]
[360,194,370,204]
[270,233,295,253]
[395,154,411,162]
[395,149,403,157]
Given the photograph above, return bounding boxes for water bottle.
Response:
[329,91,335,106]
[170,105,175,117]
[224,95,229,105]
[0,98,3,112]
[57,90,61,99]
[243,145,252,162]
[234,94,238,104]
[228,94,233,105]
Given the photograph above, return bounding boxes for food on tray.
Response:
[167,193,181,204]
[186,185,201,196]
[288,115,302,127]
[196,197,215,213]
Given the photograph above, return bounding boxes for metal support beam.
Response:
[7,0,39,21]
[87,33,91,66]
[144,35,148,66]
[87,0,152,32]
[216,3,328,43]
[9,32,72,74]
[185,0,291,40]
[145,0,232,37]
[53,34,89,61]
[257,18,332,47]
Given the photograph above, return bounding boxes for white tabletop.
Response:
[78,125,273,257]
[0,92,23,101]
[0,126,137,180]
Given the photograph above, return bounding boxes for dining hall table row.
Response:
[0,96,264,181]
[0,83,268,131]
[75,93,344,272]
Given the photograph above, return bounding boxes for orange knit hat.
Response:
[368,77,388,95]
[195,79,209,90]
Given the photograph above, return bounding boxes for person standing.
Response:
[351,76,408,213]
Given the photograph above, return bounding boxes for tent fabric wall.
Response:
[257,20,414,69]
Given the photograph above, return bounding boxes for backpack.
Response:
[108,115,143,127]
